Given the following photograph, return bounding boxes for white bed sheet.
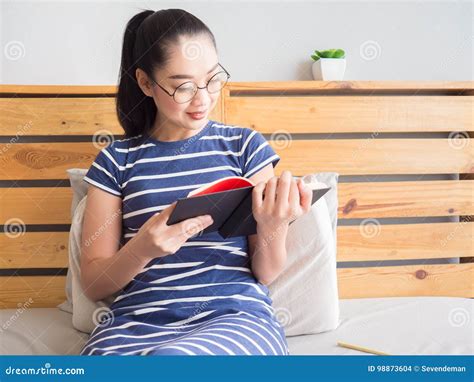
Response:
[1,297,472,355]
[287,297,473,355]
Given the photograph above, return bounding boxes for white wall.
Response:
[1,0,472,85]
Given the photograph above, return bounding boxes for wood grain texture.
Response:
[337,263,474,298]
[0,232,69,268]
[271,140,473,176]
[0,275,66,309]
[337,222,473,261]
[226,96,474,133]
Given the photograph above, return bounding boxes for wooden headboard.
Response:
[0,81,472,308]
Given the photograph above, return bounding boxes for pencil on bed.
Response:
[337,341,390,355]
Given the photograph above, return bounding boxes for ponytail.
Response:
[115,9,217,138]
[116,10,156,138]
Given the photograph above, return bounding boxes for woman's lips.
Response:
[187,110,207,120]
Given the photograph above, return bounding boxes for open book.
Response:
[166,176,330,239]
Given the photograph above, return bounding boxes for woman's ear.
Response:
[135,68,154,97]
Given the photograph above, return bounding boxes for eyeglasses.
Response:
[150,63,230,104]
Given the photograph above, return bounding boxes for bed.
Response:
[0,81,472,355]
[1,297,472,355]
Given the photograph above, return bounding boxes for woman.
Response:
[79,8,312,356]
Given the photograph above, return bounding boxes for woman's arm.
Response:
[247,166,312,286]
[247,164,286,285]
[248,223,289,286]
[80,186,152,302]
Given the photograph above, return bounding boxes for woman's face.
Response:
[146,34,221,131]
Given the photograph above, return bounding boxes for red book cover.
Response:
[187,176,255,197]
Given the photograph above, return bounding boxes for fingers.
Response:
[263,176,277,209]
[252,181,265,211]
[276,170,292,206]
[289,176,300,210]
[298,179,313,212]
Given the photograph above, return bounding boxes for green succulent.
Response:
[311,49,345,62]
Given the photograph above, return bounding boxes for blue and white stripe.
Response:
[80,120,287,355]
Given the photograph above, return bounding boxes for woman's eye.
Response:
[177,84,195,91]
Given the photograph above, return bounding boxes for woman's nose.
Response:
[191,86,212,105]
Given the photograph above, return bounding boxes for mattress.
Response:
[0,297,472,355]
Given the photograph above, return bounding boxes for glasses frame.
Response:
[150,63,231,104]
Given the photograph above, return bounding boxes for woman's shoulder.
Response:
[109,134,146,151]
[101,134,147,162]
[209,120,257,140]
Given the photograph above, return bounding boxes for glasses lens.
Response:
[207,72,229,93]
[174,82,197,103]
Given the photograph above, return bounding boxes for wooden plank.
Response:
[0,85,117,95]
[0,187,72,224]
[337,263,474,298]
[337,180,474,218]
[0,232,69,268]
[1,139,472,180]
[0,263,471,308]
[1,180,472,224]
[0,275,66,309]
[226,81,474,92]
[0,98,224,135]
[0,98,122,135]
[0,143,99,180]
[226,96,474,133]
[0,222,470,270]
[1,82,472,96]
[337,223,473,261]
[271,139,473,176]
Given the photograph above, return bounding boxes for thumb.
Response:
[174,214,214,240]
[298,179,313,211]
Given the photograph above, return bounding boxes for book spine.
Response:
[218,187,257,238]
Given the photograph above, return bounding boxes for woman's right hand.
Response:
[131,201,214,260]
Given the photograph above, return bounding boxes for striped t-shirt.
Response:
[80,119,289,355]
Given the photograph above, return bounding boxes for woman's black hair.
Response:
[116,9,217,138]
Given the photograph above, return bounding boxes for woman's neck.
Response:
[150,116,209,142]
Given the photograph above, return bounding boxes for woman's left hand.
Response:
[252,170,313,233]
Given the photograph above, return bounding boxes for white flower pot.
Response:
[312,58,346,80]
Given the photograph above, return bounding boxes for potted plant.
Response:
[311,49,346,80]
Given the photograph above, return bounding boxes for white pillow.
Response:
[57,169,89,315]
[268,172,340,336]
[67,168,89,219]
